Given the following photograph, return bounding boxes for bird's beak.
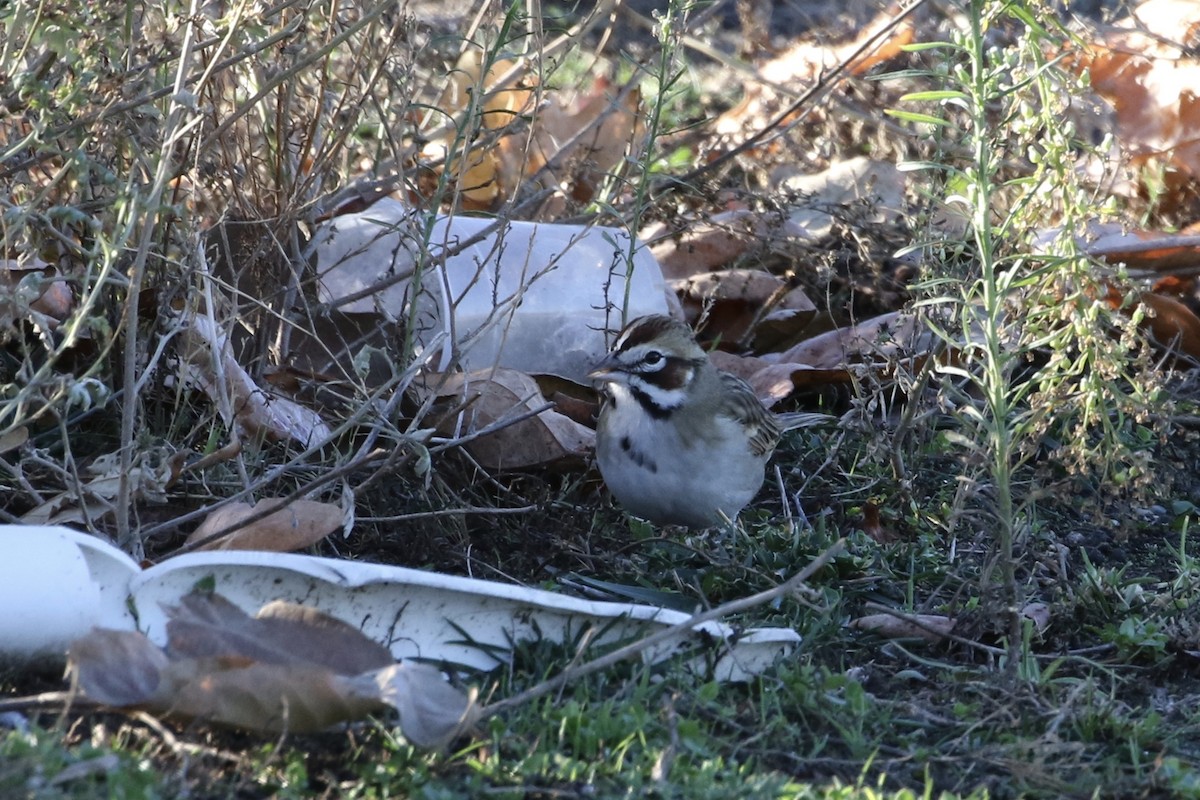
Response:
[587,351,620,382]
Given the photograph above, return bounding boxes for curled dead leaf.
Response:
[1064,1,1200,206]
[774,311,936,370]
[424,368,594,469]
[708,350,847,407]
[527,78,645,215]
[859,501,901,544]
[352,663,480,750]
[1,257,74,327]
[0,425,29,455]
[180,313,332,446]
[1099,283,1200,362]
[647,210,760,281]
[68,591,476,740]
[717,5,913,139]
[22,448,184,526]
[165,659,385,733]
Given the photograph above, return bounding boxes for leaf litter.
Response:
[68,591,479,748]
[1,0,1199,793]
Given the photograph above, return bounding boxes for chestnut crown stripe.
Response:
[615,315,680,352]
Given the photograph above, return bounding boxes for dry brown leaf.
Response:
[254,600,397,674]
[165,659,385,733]
[747,362,850,405]
[1152,274,1196,298]
[859,501,901,544]
[1036,223,1200,361]
[0,425,28,455]
[22,448,184,526]
[166,593,394,675]
[1,257,73,327]
[539,380,600,428]
[68,628,169,706]
[1065,1,1200,205]
[684,275,817,347]
[422,50,643,213]
[421,51,536,208]
[849,613,956,642]
[1127,0,1200,42]
[646,210,757,281]
[180,314,332,446]
[68,592,478,740]
[760,6,912,84]
[708,350,848,406]
[516,77,648,217]
[753,300,823,352]
[647,159,905,288]
[1056,222,1200,273]
[646,208,824,281]
[427,368,594,469]
[184,498,342,553]
[675,269,787,306]
[1106,287,1200,361]
[436,51,535,132]
[774,311,934,370]
[717,4,913,138]
[771,157,908,238]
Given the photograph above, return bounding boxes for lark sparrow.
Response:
[589,314,828,528]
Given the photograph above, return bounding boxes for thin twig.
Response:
[116,3,204,555]
[659,0,929,195]
[360,505,538,523]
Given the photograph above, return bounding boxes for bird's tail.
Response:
[775,411,836,432]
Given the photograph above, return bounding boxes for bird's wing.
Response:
[716,372,783,457]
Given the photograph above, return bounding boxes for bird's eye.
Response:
[643,351,664,366]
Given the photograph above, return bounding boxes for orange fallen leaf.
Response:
[717,4,914,139]
[1103,284,1200,362]
[1064,0,1200,206]
[184,498,342,553]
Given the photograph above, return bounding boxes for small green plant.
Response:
[1105,615,1170,660]
[890,0,1165,676]
[0,724,167,798]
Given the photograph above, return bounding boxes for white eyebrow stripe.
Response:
[613,323,639,352]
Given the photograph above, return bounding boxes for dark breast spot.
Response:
[620,436,658,473]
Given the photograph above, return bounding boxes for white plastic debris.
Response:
[0,526,799,682]
[0,529,104,658]
[312,199,669,383]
